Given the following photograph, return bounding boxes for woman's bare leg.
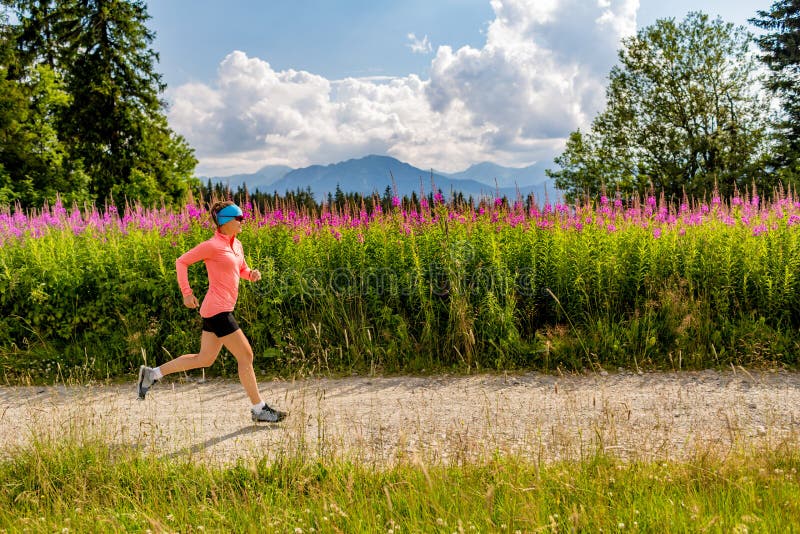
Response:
[219,329,262,404]
[158,331,224,376]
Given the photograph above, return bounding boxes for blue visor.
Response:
[216,204,243,225]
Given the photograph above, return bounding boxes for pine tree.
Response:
[751,1,800,181]
[2,0,197,206]
[56,0,196,204]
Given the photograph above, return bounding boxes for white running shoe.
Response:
[137,365,158,400]
[251,403,287,423]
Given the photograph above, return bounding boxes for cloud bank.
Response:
[167,0,639,176]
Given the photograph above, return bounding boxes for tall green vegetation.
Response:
[752,1,800,182]
[0,0,196,207]
[2,193,800,382]
[548,13,773,202]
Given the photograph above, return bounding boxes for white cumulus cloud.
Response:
[407,33,433,54]
[167,0,639,177]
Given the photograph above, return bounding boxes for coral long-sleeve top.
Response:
[176,231,254,318]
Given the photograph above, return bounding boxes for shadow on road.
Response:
[161,424,279,460]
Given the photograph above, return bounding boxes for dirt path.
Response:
[1,370,799,465]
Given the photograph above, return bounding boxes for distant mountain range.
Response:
[201,155,560,202]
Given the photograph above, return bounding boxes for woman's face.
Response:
[219,216,243,235]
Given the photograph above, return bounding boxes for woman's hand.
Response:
[183,294,200,309]
[250,269,262,282]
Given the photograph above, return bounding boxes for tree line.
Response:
[199,182,528,217]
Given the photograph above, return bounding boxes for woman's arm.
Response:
[176,240,213,297]
[239,256,261,282]
[238,247,261,282]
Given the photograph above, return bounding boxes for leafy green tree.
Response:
[1,8,83,205]
[0,12,31,204]
[55,0,196,205]
[751,1,800,184]
[549,13,773,202]
[2,0,197,206]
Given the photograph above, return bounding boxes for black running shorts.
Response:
[202,311,241,337]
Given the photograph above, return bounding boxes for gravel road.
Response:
[2,369,799,465]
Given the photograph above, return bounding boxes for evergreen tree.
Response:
[333,183,345,210]
[2,0,197,206]
[0,7,86,205]
[751,1,800,182]
[56,0,196,204]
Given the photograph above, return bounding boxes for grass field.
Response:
[2,436,799,532]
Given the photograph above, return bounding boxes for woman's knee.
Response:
[235,349,254,366]
[196,352,218,367]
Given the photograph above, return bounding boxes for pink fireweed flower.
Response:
[494,197,503,207]
[647,196,657,207]
[600,195,609,205]
[788,215,800,226]
[653,228,662,239]
[392,196,401,207]
[752,224,768,236]
[434,192,444,204]
[53,200,67,218]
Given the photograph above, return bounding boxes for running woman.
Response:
[137,201,287,423]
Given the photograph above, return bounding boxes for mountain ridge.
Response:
[201,154,558,201]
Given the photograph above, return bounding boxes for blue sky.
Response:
[146,1,767,177]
